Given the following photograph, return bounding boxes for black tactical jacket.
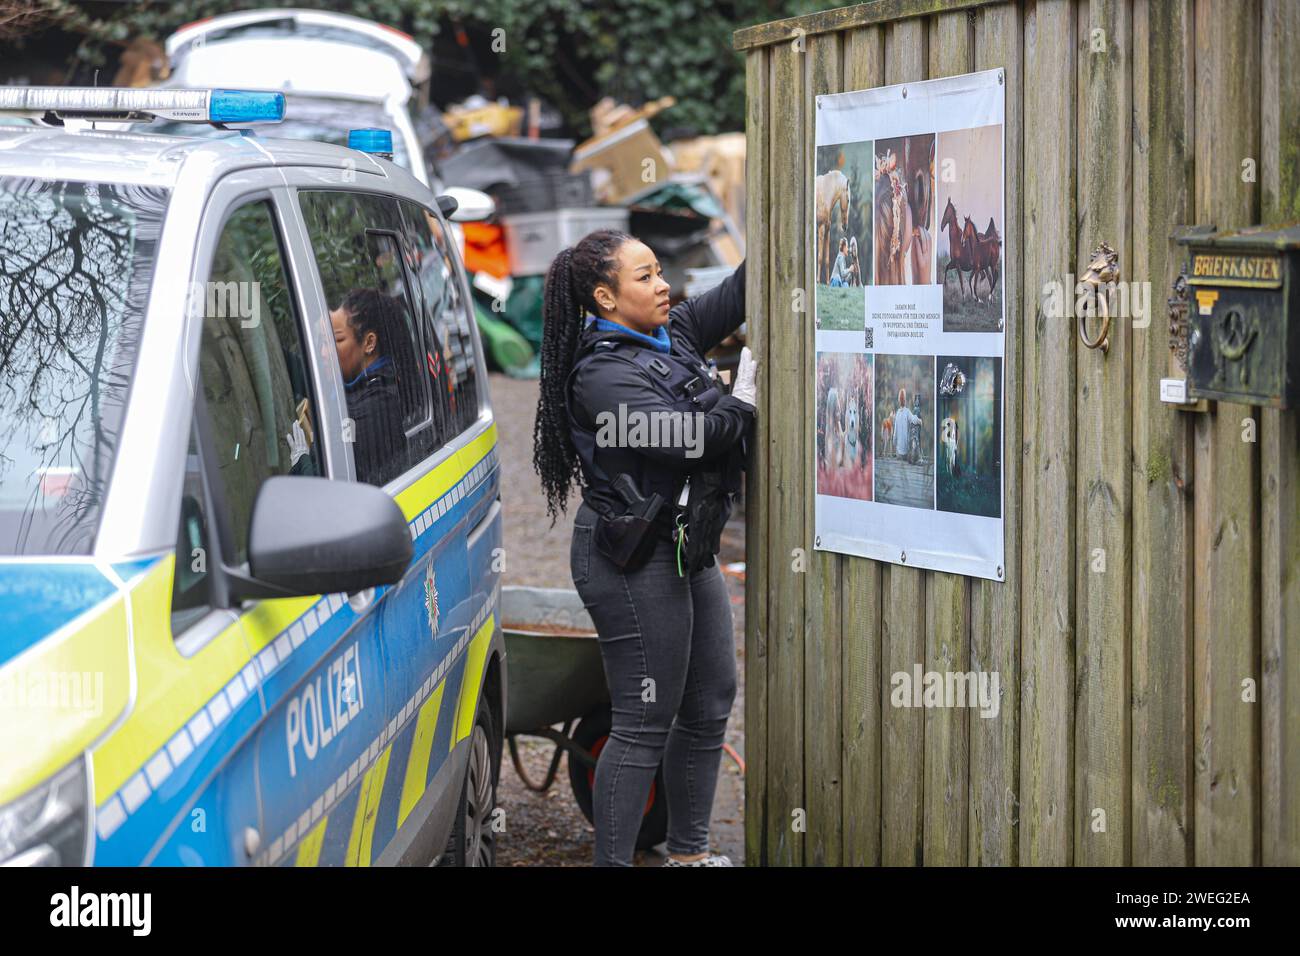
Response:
[566,259,751,543]
[345,357,406,486]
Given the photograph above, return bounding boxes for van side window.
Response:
[400,201,481,438]
[198,199,321,567]
[299,191,433,485]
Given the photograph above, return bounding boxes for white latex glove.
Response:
[286,420,309,467]
[731,346,758,408]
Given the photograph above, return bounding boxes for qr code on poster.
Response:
[864,326,874,349]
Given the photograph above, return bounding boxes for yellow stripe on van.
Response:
[0,588,133,805]
[398,680,445,828]
[238,596,320,655]
[346,744,392,867]
[91,556,254,805]
[452,614,494,750]
[394,422,496,521]
[86,427,497,813]
[295,815,328,867]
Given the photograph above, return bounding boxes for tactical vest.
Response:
[565,333,730,531]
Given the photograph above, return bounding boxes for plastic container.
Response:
[493,171,594,216]
[502,207,631,276]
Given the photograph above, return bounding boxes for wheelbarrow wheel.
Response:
[568,705,668,851]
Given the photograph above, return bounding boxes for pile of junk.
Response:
[437,95,747,379]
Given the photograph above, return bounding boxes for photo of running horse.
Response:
[941,197,974,295]
[973,217,1001,301]
[936,124,1004,331]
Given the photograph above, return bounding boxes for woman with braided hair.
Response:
[532,229,758,867]
[331,287,419,486]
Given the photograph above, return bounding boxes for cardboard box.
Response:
[570,118,672,205]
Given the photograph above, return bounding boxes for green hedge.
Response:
[65,0,839,136]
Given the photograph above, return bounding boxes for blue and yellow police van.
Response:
[0,88,505,867]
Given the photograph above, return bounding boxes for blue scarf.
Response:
[587,315,671,353]
[344,353,392,390]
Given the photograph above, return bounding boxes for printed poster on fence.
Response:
[813,68,1005,581]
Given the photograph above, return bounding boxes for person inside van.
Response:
[330,287,411,485]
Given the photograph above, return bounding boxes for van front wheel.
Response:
[438,704,499,867]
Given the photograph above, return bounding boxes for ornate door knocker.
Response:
[1078,241,1120,353]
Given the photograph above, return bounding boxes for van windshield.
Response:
[0,177,168,555]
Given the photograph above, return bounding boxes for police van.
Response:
[0,88,505,867]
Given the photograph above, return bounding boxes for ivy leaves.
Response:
[70,0,838,137]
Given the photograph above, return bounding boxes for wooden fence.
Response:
[737,0,1299,865]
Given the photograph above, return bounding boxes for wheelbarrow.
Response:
[501,586,667,850]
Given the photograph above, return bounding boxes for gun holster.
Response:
[594,474,664,573]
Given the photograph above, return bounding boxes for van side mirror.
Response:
[438,187,495,222]
[229,476,413,601]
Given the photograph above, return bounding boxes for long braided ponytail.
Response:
[532,228,633,524]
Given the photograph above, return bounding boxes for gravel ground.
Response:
[489,372,747,867]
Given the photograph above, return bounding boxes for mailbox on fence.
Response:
[1178,224,1300,408]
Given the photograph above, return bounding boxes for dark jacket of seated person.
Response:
[332,289,410,486]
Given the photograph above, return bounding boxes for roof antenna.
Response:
[91,69,100,130]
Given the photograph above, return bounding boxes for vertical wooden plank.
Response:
[766,35,807,868]
[805,30,844,866]
[970,0,1023,866]
[1192,0,1261,867]
[1130,0,1195,867]
[880,15,928,868]
[744,45,772,868]
[922,9,973,867]
[1259,0,1300,867]
[1074,0,1133,866]
[840,23,886,868]
[1020,0,1077,866]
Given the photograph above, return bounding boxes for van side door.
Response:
[177,185,390,868]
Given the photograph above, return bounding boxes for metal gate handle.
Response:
[1078,297,1112,353]
[1078,241,1120,354]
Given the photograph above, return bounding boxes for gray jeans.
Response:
[570,500,738,866]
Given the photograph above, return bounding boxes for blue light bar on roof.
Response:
[0,87,284,125]
[348,128,394,157]
[209,89,285,124]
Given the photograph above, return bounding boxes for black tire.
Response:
[438,702,500,867]
[567,705,668,851]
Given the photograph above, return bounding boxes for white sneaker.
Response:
[663,853,733,867]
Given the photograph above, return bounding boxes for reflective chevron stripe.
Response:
[257,580,499,866]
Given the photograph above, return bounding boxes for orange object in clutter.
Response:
[460,221,510,278]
